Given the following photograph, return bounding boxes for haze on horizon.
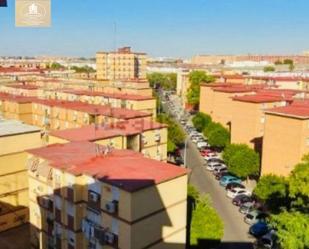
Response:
[0,0,309,58]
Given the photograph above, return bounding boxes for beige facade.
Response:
[0,120,42,232]
[262,109,309,176]
[96,47,147,81]
[27,142,187,249]
[231,99,287,150]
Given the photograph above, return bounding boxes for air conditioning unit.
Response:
[89,192,99,202]
[104,232,115,244]
[154,133,161,142]
[105,201,117,213]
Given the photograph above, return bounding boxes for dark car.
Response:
[225,182,245,191]
[214,170,229,180]
[174,156,184,166]
[249,222,271,237]
[232,194,254,206]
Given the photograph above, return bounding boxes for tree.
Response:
[274,60,283,65]
[146,72,177,91]
[283,59,294,65]
[263,66,275,72]
[203,122,222,137]
[227,144,260,179]
[156,114,185,152]
[187,71,215,106]
[190,195,224,246]
[289,63,295,72]
[222,144,248,166]
[71,65,95,73]
[253,174,289,212]
[271,211,309,249]
[207,125,230,148]
[289,160,309,211]
[192,112,212,132]
[50,62,65,70]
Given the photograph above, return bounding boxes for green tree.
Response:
[274,60,283,65]
[271,211,309,249]
[289,63,295,72]
[156,114,185,152]
[227,144,260,179]
[207,125,230,148]
[187,71,215,106]
[146,72,177,91]
[203,122,222,137]
[192,112,212,132]
[71,65,95,73]
[253,175,289,212]
[283,59,294,65]
[289,160,309,211]
[190,195,224,246]
[222,144,248,166]
[50,62,65,70]
[263,66,275,72]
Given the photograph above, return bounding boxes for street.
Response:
[162,93,254,249]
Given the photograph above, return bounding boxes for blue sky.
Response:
[0,0,309,58]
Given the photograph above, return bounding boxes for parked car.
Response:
[174,156,184,166]
[232,194,255,206]
[220,175,242,187]
[206,163,226,171]
[244,210,269,225]
[239,201,264,214]
[200,149,213,156]
[214,170,229,180]
[227,187,251,199]
[253,230,278,249]
[204,153,220,160]
[213,166,228,175]
[197,141,209,149]
[225,182,245,191]
[191,137,200,143]
[249,221,271,238]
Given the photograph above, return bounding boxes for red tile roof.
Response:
[233,94,289,103]
[62,89,154,101]
[50,120,167,142]
[5,84,39,90]
[265,105,309,119]
[27,141,187,192]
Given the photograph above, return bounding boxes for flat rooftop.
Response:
[28,141,187,192]
[0,119,40,137]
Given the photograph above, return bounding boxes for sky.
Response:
[0,0,309,58]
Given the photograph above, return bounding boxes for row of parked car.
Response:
[184,124,278,249]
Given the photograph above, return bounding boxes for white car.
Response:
[197,141,208,149]
[204,153,220,160]
[206,163,226,171]
[227,187,251,199]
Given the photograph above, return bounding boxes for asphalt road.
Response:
[161,93,254,249]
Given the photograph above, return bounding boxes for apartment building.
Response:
[48,119,168,161]
[0,119,42,232]
[0,84,39,97]
[27,141,188,249]
[231,92,292,151]
[262,102,309,176]
[0,93,34,124]
[38,89,156,117]
[199,83,257,127]
[96,47,147,81]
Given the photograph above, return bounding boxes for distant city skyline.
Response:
[0,0,309,58]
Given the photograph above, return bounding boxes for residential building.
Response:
[27,141,188,249]
[262,102,309,176]
[48,119,168,161]
[199,83,258,127]
[96,47,147,81]
[0,119,42,232]
[231,91,293,151]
